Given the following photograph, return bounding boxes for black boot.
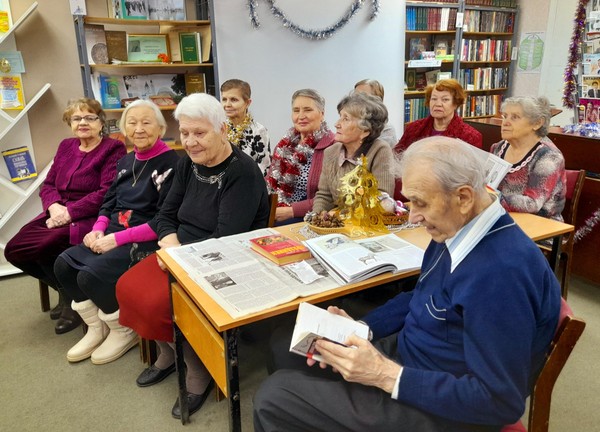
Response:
[55,302,83,335]
[49,291,66,320]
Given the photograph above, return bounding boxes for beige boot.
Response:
[91,309,138,365]
[67,300,108,363]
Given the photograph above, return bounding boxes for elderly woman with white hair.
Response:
[54,99,180,365]
[116,93,270,419]
[490,96,566,221]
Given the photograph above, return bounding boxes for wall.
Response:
[13,0,84,167]
[212,0,405,144]
[511,0,578,126]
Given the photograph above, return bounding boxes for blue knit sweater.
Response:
[363,213,560,425]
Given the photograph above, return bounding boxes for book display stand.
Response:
[0,1,52,276]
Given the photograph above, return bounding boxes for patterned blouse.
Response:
[229,118,271,176]
[490,137,566,221]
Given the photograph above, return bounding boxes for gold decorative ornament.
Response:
[0,58,11,73]
[226,114,253,146]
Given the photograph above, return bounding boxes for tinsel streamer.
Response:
[563,0,590,109]
[248,0,380,40]
[574,206,600,242]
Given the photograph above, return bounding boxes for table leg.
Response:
[174,321,189,424]
[170,273,189,424]
[548,234,562,273]
[224,328,241,432]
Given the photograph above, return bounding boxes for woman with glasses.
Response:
[5,97,126,334]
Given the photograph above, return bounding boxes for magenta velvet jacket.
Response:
[40,136,126,244]
[395,113,483,152]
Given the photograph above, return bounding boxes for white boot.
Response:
[91,309,139,365]
[67,300,108,363]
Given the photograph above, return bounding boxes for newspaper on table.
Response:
[303,233,425,285]
[469,145,512,189]
[165,228,340,318]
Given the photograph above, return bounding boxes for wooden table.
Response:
[157,213,573,431]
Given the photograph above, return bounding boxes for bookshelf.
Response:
[72,1,219,143]
[0,1,52,276]
[404,0,518,123]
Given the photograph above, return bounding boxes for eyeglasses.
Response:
[70,115,100,123]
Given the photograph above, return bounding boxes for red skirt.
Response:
[116,253,173,342]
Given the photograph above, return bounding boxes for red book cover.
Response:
[250,234,311,265]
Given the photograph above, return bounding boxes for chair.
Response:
[39,280,51,312]
[268,193,278,228]
[501,298,586,432]
[541,169,585,299]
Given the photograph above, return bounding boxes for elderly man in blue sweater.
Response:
[253,136,561,431]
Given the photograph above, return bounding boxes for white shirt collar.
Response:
[445,197,506,273]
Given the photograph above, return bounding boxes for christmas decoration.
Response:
[247,0,380,40]
[563,0,589,109]
[574,206,600,242]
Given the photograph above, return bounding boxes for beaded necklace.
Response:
[226,114,253,146]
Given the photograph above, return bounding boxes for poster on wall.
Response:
[517,32,545,74]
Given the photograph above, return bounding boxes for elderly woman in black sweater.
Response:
[116,93,270,419]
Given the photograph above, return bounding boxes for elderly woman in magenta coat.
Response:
[4,98,125,334]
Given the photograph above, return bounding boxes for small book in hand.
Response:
[249,234,311,266]
[289,302,369,362]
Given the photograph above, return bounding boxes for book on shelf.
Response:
[415,72,427,91]
[2,146,37,183]
[408,37,428,60]
[405,69,416,91]
[179,32,201,64]
[184,73,206,94]
[303,233,424,285]
[425,69,440,86]
[0,0,11,33]
[120,0,148,20]
[122,73,185,101]
[289,302,370,362]
[0,74,25,110]
[98,75,122,109]
[84,24,109,65]
[165,228,340,318]
[105,30,128,62]
[147,0,186,20]
[250,234,311,266]
[106,0,122,18]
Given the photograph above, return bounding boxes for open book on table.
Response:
[290,302,370,362]
[303,233,425,285]
[165,228,339,319]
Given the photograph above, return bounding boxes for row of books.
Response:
[457,94,502,118]
[91,72,205,109]
[457,67,510,90]
[84,23,203,65]
[465,0,517,7]
[460,38,512,62]
[463,10,515,33]
[406,7,457,32]
[404,98,429,123]
[106,0,186,21]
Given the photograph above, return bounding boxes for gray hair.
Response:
[119,99,167,137]
[337,92,388,157]
[501,96,551,137]
[291,89,325,113]
[398,136,487,195]
[174,93,226,132]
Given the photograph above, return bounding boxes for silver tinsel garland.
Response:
[247,0,380,40]
[574,206,600,243]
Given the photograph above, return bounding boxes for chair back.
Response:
[562,169,585,226]
[527,298,586,432]
[267,193,278,228]
[501,298,585,432]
